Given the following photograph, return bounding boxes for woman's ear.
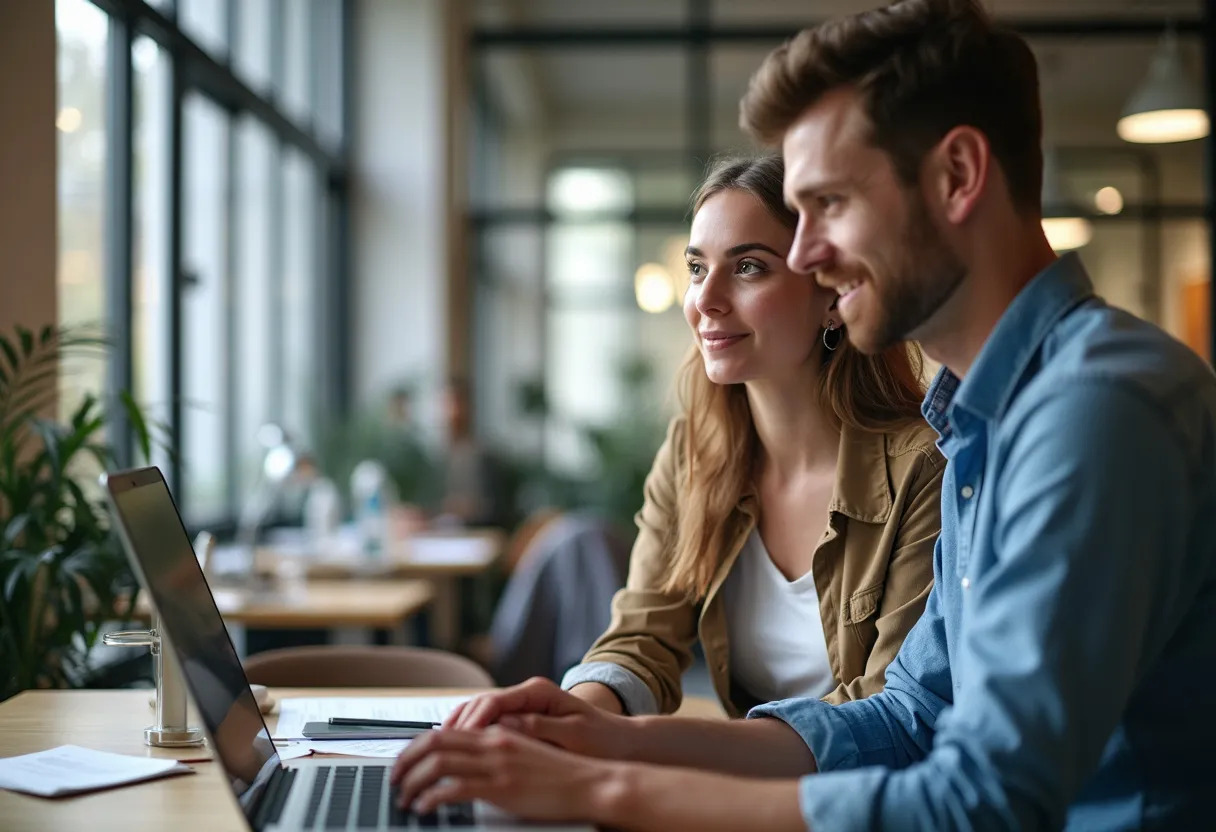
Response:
[822,297,840,330]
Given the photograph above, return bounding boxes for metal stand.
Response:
[103,622,205,747]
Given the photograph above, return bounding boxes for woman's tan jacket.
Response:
[566,416,944,718]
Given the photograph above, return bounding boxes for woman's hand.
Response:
[444,676,637,760]
[445,676,589,729]
[389,726,617,821]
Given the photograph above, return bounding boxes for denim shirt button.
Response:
[961,485,974,499]
[961,577,971,590]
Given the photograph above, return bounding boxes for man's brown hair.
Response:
[740,0,1043,212]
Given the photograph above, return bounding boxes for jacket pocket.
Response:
[843,584,883,624]
[843,583,884,654]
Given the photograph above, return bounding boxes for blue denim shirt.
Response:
[750,253,1216,830]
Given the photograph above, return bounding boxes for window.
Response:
[56,0,350,529]
[56,0,109,419]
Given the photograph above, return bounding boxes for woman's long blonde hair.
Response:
[664,155,925,599]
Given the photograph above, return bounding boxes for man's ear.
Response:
[925,126,990,226]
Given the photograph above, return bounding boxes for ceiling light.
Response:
[635,263,675,313]
[1041,218,1093,252]
[1094,186,1124,215]
[1117,30,1209,144]
[1040,147,1092,252]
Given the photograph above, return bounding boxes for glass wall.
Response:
[56,0,109,419]
[55,0,349,529]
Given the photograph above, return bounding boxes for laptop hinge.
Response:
[249,764,288,831]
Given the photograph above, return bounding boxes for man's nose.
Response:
[788,224,833,275]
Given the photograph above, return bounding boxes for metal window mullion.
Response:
[104,10,135,467]
[332,0,354,417]
[167,59,185,501]
[223,113,239,519]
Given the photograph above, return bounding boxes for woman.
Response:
[555,154,944,718]
[385,155,945,821]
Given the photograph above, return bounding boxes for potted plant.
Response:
[0,325,159,701]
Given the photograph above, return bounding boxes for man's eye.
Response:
[817,194,842,210]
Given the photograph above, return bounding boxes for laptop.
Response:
[102,466,593,831]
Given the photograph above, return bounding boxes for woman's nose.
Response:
[694,269,731,316]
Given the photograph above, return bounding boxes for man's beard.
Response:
[866,194,967,353]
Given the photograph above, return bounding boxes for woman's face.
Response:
[684,188,837,386]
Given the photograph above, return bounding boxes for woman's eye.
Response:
[687,262,704,280]
[817,194,842,210]
[738,260,764,276]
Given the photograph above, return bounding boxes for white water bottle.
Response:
[350,460,390,556]
[304,477,341,546]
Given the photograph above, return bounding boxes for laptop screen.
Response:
[104,467,280,818]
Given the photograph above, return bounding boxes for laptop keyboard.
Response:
[302,764,477,829]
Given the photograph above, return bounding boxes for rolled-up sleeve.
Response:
[757,381,1200,831]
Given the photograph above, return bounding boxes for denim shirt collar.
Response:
[922,252,1095,436]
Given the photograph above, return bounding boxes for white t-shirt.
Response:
[722,529,836,703]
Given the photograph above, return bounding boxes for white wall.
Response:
[351,0,453,432]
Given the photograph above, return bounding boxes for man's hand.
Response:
[389,726,615,821]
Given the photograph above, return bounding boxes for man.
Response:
[389,1,1216,828]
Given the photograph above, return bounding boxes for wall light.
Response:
[56,107,82,133]
[635,263,676,313]
[1117,30,1209,144]
[1094,186,1124,215]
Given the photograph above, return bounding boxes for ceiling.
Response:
[474,0,1208,151]
[475,0,1201,27]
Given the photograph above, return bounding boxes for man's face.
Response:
[781,87,966,354]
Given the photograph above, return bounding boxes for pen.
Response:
[327,717,440,729]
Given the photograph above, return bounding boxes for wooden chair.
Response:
[242,645,494,688]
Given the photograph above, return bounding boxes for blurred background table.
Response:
[209,528,503,650]
[135,578,435,646]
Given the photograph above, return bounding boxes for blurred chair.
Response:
[501,507,563,574]
[243,645,494,688]
[488,512,631,686]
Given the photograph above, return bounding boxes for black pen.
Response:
[327,717,440,729]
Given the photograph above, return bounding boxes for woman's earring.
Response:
[823,321,843,352]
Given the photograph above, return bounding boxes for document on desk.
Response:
[0,745,194,798]
[275,696,472,758]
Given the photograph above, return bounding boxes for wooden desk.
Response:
[0,687,723,832]
[208,579,434,630]
[135,579,435,648]
[252,530,503,650]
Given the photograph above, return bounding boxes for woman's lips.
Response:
[701,333,747,351]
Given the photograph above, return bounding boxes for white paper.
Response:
[273,696,472,758]
[405,536,495,565]
[0,745,194,798]
[272,742,314,761]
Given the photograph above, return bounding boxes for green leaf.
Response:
[4,513,31,547]
[121,390,152,462]
[17,326,34,357]
[0,334,18,379]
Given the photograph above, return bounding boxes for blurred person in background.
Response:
[437,377,507,528]
[548,154,944,718]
